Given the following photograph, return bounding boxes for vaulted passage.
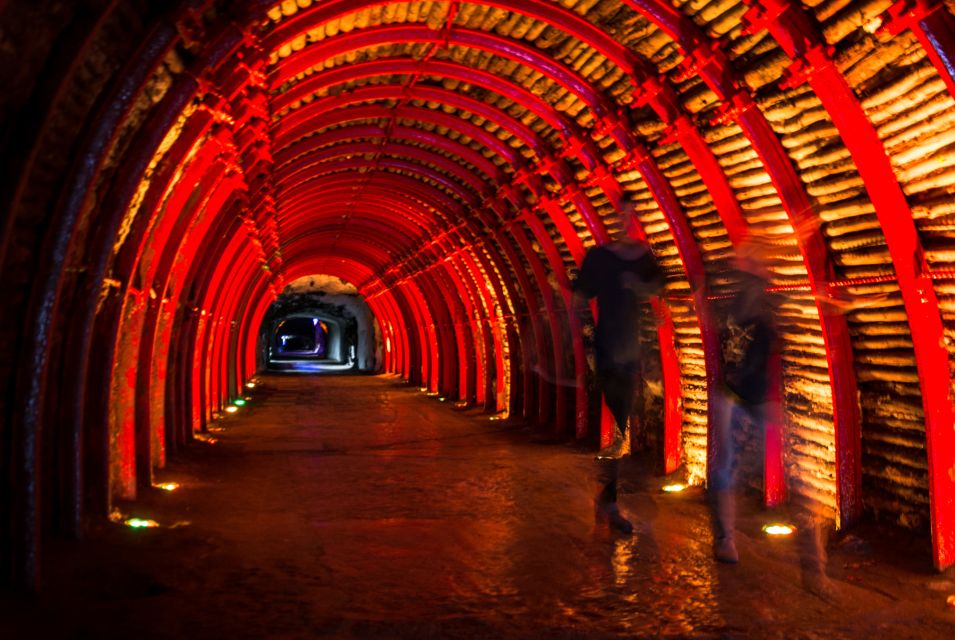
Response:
[2,0,955,613]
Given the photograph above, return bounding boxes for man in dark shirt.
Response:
[574,213,664,534]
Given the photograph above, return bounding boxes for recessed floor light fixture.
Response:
[762,523,795,536]
[125,518,159,528]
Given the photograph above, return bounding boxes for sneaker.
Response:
[714,536,738,563]
[595,502,634,535]
[802,570,838,602]
[609,511,634,534]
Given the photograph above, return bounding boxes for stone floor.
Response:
[2,373,954,639]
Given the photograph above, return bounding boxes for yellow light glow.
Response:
[246,382,256,389]
[418,387,428,392]
[686,471,705,488]
[125,518,159,528]
[662,483,686,493]
[863,17,882,34]
[763,524,795,536]
[947,595,955,607]
[225,405,238,413]
[155,482,179,492]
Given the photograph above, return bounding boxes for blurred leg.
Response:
[593,457,633,534]
[709,391,741,562]
[791,497,838,599]
[595,369,637,460]
[593,369,637,534]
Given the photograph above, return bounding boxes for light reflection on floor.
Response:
[12,374,955,640]
[267,358,355,373]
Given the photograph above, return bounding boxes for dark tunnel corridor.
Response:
[2,0,955,634]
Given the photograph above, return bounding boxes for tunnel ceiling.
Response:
[4,0,955,585]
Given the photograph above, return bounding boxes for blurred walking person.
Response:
[709,239,778,563]
[709,239,835,598]
[574,204,664,534]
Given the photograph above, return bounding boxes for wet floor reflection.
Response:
[189,375,855,637]
[292,383,730,638]
[10,374,953,640]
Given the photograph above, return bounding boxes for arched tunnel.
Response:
[2,0,955,628]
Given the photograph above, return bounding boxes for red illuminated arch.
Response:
[8,0,955,591]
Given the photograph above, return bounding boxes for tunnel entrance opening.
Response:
[275,317,328,358]
[259,275,382,374]
[270,314,343,372]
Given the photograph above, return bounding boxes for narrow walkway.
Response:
[3,374,954,638]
